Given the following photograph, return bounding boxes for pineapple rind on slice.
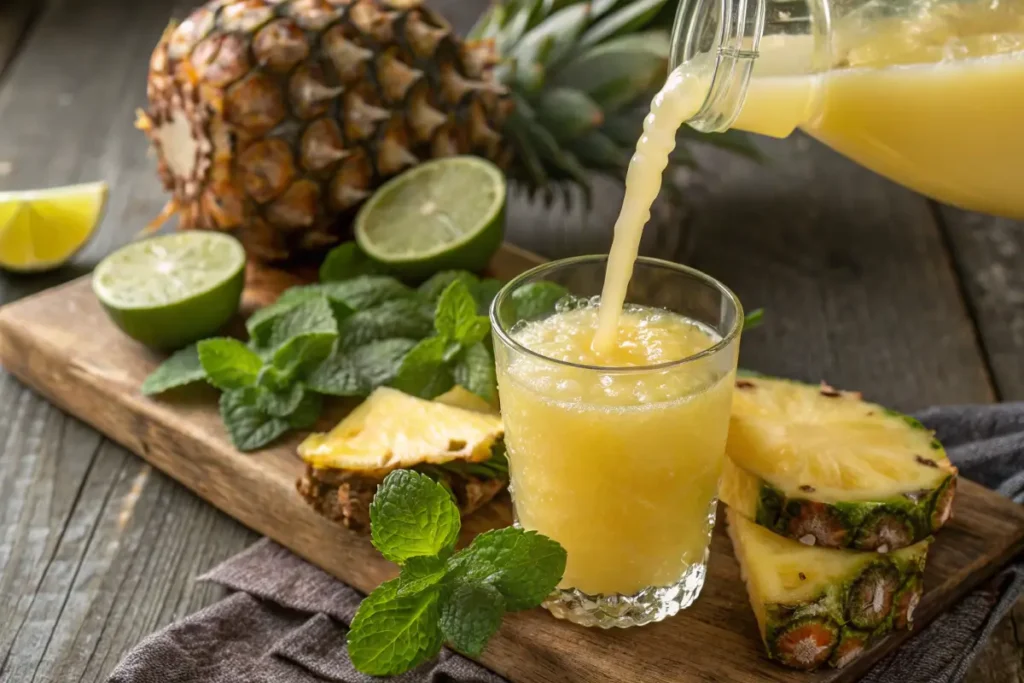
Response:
[298,387,504,475]
[722,376,957,551]
[727,508,930,671]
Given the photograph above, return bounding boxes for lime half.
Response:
[93,232,246,350]
[0,181,108,272]
[355,156,506,280]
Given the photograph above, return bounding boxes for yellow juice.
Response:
[496,305,736,596]
[733,9,1024,217]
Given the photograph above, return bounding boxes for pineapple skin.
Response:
[727,509,930,671]
[141,0,510,261]
[722,377,957,551]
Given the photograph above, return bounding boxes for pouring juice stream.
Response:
[597,5,1024,347]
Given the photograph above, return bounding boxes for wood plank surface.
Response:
[939,208,1024,401]
[1,266,1023,683]
[0,0,1018,681]
[0,1,259,681]
[0,3,36,84]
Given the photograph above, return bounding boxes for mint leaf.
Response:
[398,556,448,597]
[347,577,444,677]
[511,282,569,321]
[453,343,497,404]
[391,336,454,399]
[435,280,479,341]
[246,286,325,347]
[257,382,305,418]
[321,276,414,311]
[369,470,461,564]
[351,338,418,388]
[267,298,338,352]
[142,345,206,395]
[197,338,263,391]
[286,391,322,429]
[743,308,764,331]
[305,350,367,396]
[256,363,290,392]
[220,388,290,451]
[339,299,434,350]
[319,242,384,282]
[471,278,503,315]
[439,581,505,657]
[447,528,567,611]
[272,332,338,380]
[419,271,479,303]
[457,316,491,347]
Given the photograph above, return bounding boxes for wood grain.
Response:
[939,207,1024,401]
[0,0,259,681]
[0,265,1022,683]
[0,3,36,84]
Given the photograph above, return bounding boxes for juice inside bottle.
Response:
[729,3,1024,217]
[496,304,736,596]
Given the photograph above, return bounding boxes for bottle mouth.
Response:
[669,0,766,132]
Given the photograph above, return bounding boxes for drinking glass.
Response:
[490,255,742,628]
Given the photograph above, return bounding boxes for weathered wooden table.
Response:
[0,0,1021,681]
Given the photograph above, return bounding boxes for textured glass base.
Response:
[542,553,709,629]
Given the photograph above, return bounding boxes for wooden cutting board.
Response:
[0,243,1022,683]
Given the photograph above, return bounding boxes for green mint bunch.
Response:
[348,470,566,676]
[141,243,505,452]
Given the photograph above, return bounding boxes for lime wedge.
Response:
[93,232,246,350]
[354,156,506,280]
[0,181,108,272]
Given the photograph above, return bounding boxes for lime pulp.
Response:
[92,231,246,350]
[354,156,506,280]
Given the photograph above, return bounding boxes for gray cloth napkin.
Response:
[108,404,1024,683]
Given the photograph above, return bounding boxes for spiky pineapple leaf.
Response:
[570,131,630,170]
[550,33,669,110]
[468,2,507,40]
[580,0,670,48]
[536,88,603,141]
[497,1,537,53]
[505,118,549,188]
[514,103,592,197]
[591,0,630,17]
[509,3,591,79]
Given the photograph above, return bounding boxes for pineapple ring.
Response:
[722,376,957,550]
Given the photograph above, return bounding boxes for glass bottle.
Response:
[670,0,1024,218]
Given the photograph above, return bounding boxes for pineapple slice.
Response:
[433,385,498,415]
[722,376,957,551]
[298,387,503,475]
[727,509,929,671]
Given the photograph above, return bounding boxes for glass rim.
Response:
[489,254,743,374]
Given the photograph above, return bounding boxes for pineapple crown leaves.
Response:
[471,0,761,208]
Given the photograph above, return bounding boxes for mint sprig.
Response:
[392,280,497,401]
[198,338,263,390]
[141,345,205,395]
[348,471,566,675]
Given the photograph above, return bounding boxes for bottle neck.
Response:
[670,0,830,133]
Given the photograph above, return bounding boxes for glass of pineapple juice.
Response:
[490,255,742,628]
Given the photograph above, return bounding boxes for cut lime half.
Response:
[93,232,246,350]
[354,156,506,280]
[0,181,108,272]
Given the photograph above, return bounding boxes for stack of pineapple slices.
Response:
[722,376,957,671]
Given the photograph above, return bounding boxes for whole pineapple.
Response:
[139,0,754,261]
